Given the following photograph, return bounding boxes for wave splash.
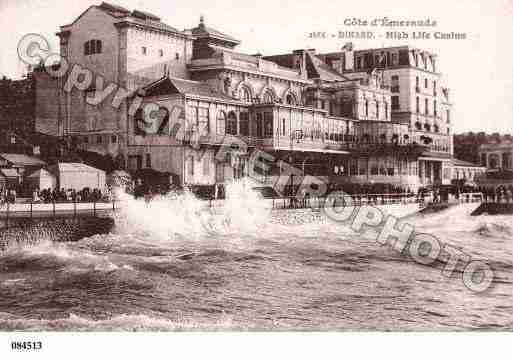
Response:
[0,312,234,331]
[112,179,271,240]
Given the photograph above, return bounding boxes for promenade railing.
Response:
[0,199,118,228]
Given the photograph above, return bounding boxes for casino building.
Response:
[37,2,457,192]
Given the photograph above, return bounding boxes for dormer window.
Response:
[84,40,102,55]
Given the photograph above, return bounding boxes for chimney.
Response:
[292,49,307,79]
[341,42,354,72]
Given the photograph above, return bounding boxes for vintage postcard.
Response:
[0,0,512,356]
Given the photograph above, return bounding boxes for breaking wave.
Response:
[0,312,234,331]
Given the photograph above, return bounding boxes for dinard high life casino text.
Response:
[32,2,466,192]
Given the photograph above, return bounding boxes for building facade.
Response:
[478,137,513,171]
[36,2,460,192]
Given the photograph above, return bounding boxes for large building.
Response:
[36,2,459,192]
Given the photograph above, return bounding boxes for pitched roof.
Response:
[63,3,184,36]
[263,51,349,82]
[124,16,181,34]
[189,17,240,46]
[52,162,105,173]
[142,76,234,101]
[28,168,55,178]
[0,169,19,178]
[306,52,348,82]
[0,153,46,167]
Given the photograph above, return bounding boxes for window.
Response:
[97,135,102,144]
[197,107,209,134]
[365,100,369,117]
[376,102,379,118]
[83,136,89,144]
[356,56,363,69]
[481,153,487,166]
[286,93,296,105]
[416,97,420,113]
[446,109,450,124]
[398,50,409,65]
[84,40,102,55]
[217,110,226,135]
[142,47,147,55]
[239,86,251,103]
[424,78,428,89]
[433,100,437,117]
[433,80,437,96]
[145,153,151,168]
[175,52,180,60]
[391,75,399,93]
[263,112,273,138]
[203,154,210,176]
[157,107,170,135]
[415,77,420,92]
[226,111,237,135]
[256,113,263,138]
[188,156,194,176]
[263,91,274,104]
[384,102,388,120]
[159,49,164,57]
[320,100,325,109]
[424,123,431,132]
[111,135,117,143]
[239,112,249,136]
[134,108,146,135]
[434,124,440,133]
[415,121,422,131]
[282,118,286,136]
[425,98,429,115]
[391,53,398,65]
[391,96,399,110]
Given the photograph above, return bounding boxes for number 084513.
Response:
[11,341,42,351]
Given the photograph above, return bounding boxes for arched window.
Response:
[226,111,237,135]
[217,111,226,135]
[134,108,145,136]
[262,90,274,104]
[84,39,102,55]
[285,93,296,105]
[156,107,169,135]
[239,86,252,103]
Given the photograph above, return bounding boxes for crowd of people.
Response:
[479,185,513,203]
[0,188,18,204]
[31,187,111,203]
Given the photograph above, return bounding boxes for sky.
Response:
[0,0,512,133]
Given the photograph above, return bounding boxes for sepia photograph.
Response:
[0,0,512,356]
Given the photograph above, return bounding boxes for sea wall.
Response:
[0,216,115,249]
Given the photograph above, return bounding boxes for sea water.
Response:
[0,180,511,331]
